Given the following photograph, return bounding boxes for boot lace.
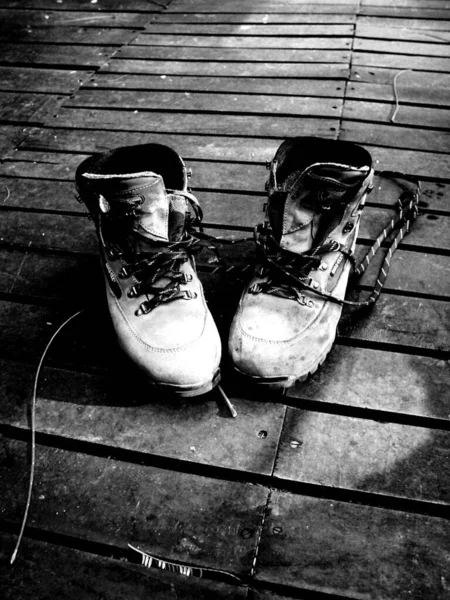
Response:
[251,174,420,308]
[99,189,207,316]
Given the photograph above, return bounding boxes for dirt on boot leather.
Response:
[76,143,221,397]
[229,137,374,391]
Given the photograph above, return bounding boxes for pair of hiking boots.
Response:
[76,137,374,397]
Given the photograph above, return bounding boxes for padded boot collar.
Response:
[266,137,372,255]
[83,171,177,242]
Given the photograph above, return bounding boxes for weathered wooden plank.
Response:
[0,43,114,67]
[0,66,87,94]
[362,206,450,251]
[346,80,450,108]
[352,51,450,72]
[355,248,450,297]
[342,100,450,129]
[366,146,450,180]
[356,23,450,44]
[358,16,450,32]
[17,128,293,163]
[0,356,285,476]
[169,0,359,4]
[166,1,358,14]
[132,23,355,36]
[0,534,245,600]
[156,12,356,24]
[117,46,351,63]
[0,25,142,46]
[0,300,111,368]
[360,6,450,19]
[72,73,347,95]
[0,211,98,253]
[0,178,76,211]
[289,346,450,419]
[0,91,65,124]
[0,438,267,576]
[35,108,342,139]
[101,59,349,78]
[351,65,450,89]
[340,120,450,153]
[0,249,95,300]
[0,0,168,11]
[275,408,450,503]
[131,34,352,49]
[0,9,158,29]
[355,37,450,58]
[340,294,450,353]
[361,0,450,8]
[0,125,29,158]
[418,181,450,213]
[67,89,344,118]
[257,492,450,599]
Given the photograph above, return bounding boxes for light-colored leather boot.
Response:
[229,137,374,390]
[76,143,221,397]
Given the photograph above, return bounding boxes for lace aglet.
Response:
[218,385,237,418]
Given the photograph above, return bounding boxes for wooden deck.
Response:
[0,0,449,598]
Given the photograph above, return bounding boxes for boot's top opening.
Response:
[275,137,372,185]
[79,143,187,191]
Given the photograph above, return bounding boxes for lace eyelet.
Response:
[183,290,197,300]
[249,283,262,294]
[135,301,151,316]
[319,262,328,271]
[128,286,139,298]
[307,300,314,308]
[343,221,354,234]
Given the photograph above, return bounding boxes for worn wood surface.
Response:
[0,0,449,598]
[0,533,245,600]
[257,492,450,599]
[0,438,267,575]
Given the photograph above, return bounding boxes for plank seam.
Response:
[2,425,449,519]
[337,0,360,139]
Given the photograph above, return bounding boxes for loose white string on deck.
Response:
[9,309,237,563]
[391,69,412,123]
[10,310,84,565]
[218,385,237,418]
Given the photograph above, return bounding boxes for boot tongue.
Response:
[82,171,187,242]
[274,162,369,254]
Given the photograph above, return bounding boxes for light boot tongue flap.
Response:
[277,162,368,254]
[83,171,176,242]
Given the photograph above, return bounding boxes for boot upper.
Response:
[76,144,221,389]
[229,137,373,380]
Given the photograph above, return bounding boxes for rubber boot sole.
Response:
[147,368,221,398]
[234,338,335,393]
